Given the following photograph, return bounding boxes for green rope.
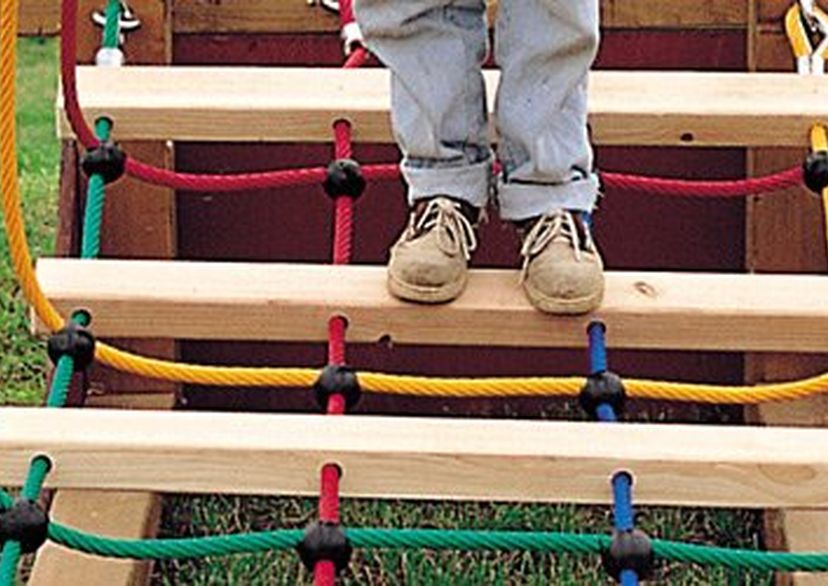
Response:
[102,0,121,50]
[44,354,75,408]
[0,457,52,586]
[41,522,828,573]
[21,456,51,502]
[81,118,112,259]
[0,542,22,586]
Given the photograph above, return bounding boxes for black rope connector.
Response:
[323,159,366,200]
[81,140,127,184]
[47,323,96,371]
[602,529,655,582]
[804,151,828,195]
[313,365,361,411]
[296,521,353,573]
[579,371,626,420]
[0,498,49,554]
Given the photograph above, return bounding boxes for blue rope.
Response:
[586,322,640,585]
[612,472,634,532]
[587,320,607,374]
[596,403,617,423]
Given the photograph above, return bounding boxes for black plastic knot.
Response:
[602,529,655,582]
[81,139,126,184]
[579,371,626,420]
[323,159,366,199]
[47,323,96,371]
[313,365,361,411]
[804,151,828,195]
[296,521,352,573]
[0,499,49,554]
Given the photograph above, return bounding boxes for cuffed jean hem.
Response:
[404,158,493,209]
[497,175,600,221]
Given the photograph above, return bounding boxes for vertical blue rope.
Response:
[587,321,607,375]
[596,403,617,423]
[612,472,634,532]
[586,322,640,585]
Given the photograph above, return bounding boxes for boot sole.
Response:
[387,272,467,304]
[522,281,604,315]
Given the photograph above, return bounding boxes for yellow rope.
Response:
[2,0,828,403]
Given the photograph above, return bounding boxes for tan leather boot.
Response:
[519,210,604,314]
[387,197,479,304]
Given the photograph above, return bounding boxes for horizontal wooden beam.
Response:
[58,68,828,147]
[2,407,828,508]
[172,0,750,34]
[18,0,59,36]
[34,259,828,352]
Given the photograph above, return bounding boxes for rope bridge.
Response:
[1,0,828,584]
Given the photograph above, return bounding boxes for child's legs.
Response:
[494,0,600,221]
[355,0,492,209]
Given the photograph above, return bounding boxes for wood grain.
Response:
[34,259,828,352]
[3,408,828,508]
[58,67,828,146]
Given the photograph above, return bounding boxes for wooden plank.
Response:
[172,0,749,33]
[30,491,162,586]
[18,0,59,36]
[600,0,748,29]
[34,259,828,352]
[4,408,828,508]
[746,14,828,586]
[58,67,828,147]
[31,4,177,586]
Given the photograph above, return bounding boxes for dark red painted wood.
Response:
[173,30,748,417]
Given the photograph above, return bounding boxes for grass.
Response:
[8,36,778,585]
[1,37,60,406]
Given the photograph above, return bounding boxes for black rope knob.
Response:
[579,371,626,420]
[47,323,96,371]
[804,151,828,195]
[602,529,655,582]
[323,159,366,199]
[313,365,361,411]
[81,140,127,184]
[0,499,49,554]
[296,521,353,573]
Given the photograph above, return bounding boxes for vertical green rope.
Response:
[21,456,51,502]
[102,0,121,50]
[0,456,51,586]
[0,542,22,586]
[81,118,112,259]
[44,355,75,409]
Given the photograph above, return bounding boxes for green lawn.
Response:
[11,37,775,585]
[2,37,60,406]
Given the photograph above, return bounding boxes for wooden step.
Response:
[58,67,828,147]
[172,0,749,34]
[34,259,828,352]
[2,407,828,508]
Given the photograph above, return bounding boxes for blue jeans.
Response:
[354,0,600,220]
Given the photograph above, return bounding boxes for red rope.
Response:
[314,63,360,586]
[60,0,807,198]
[601,167,804,197]
[338,0,356,26]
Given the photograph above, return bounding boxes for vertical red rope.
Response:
[315,108,358,586]
[338,0,355,26]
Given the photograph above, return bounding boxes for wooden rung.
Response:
[172,0,749,34]
[34,259,828,352]
[58,67,828,147]
[2,407,828,508]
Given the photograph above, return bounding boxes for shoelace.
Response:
[409,198,478,260]
[519,210,592,283]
